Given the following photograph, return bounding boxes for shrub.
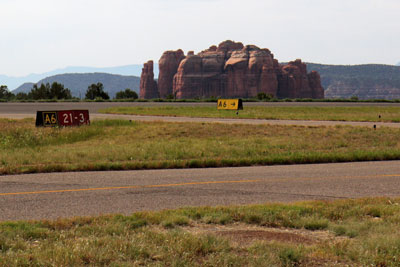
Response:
[115,89,138,100]
[85,83,110,100]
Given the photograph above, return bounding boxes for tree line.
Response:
[0,82,138,101]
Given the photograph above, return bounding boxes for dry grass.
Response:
[1,198,400,266]
[101,105,400,122]
[1,118,400,174]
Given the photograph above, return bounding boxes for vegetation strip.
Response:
[0,179,262,197]
[1,118,400,175]
[101,105,400,122]
[1,197,400,265]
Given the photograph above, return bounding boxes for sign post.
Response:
[36,110,90,127]
[217,99,243,110]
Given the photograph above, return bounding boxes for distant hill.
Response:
[307,63,400,100]
[14,83,34,94]
[397,62,400,66]
[1,64,158,91]
[13,73,140,99]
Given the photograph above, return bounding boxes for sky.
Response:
[1,0,399,76]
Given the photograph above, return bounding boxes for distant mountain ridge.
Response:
[1,64,159,91]
[307,63,400,100]
[13,73,140,99]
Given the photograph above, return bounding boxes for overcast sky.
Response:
[1,0,399,76]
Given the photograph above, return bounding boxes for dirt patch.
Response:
[183,223,345,247]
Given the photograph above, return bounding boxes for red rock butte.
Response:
[140,40,324,99]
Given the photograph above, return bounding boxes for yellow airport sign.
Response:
[42,111,58,127]
[217,99,243,110]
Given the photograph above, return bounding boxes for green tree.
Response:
[257,92,273,101]
[115,88,138,99]
[350,95,359,101]
[16,92,29,100]
[49,82,72,99]
[28,83,50,100]
[28,82,72,100]
[85,83,110,100]
[0,85,14,100]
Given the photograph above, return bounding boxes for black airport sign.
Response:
[36,110,90,127]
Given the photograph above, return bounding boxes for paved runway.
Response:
[1,102,400,221]
[1,161,400,221]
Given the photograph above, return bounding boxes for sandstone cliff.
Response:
[140,41,324,99]
[139,60,158,99]
[158,50,185,98]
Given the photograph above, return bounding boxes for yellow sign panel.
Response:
[217,99,243,110]
[42,112,58,127]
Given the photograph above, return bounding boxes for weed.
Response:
[162,216,190,229]
[302,218,329,231]
[333,225,347,237]
[0,237,11,253]
[279,247,303,266]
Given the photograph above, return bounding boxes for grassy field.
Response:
[1,118,400,175]
[101,106,400,122]
[1,198,400,266]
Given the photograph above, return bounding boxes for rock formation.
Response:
[224,45,279,98]
[140,41,324,99]
[139,60,158,99]
[278,59,315,98]
[158,50,185,98]
[307,71,324,99]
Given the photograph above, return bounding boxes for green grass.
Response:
[1,118,400,174]
[1,198,400,266]
[101,106,400,122]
